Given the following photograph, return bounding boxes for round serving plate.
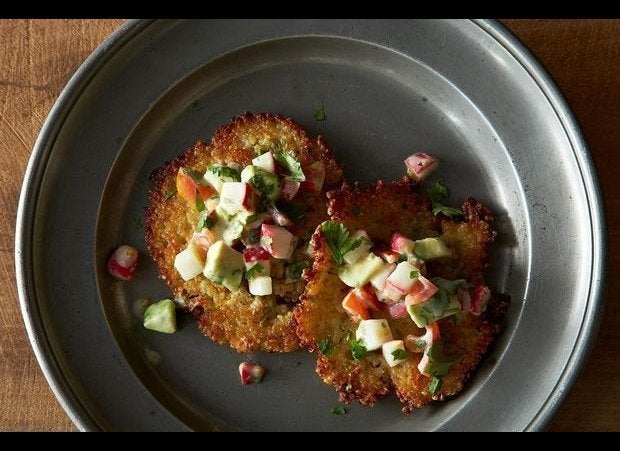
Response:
[16,19,605,431]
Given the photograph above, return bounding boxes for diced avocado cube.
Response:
[338,252,384,288]
[407,294,461,328]
[414,237,451,260]
[203,241,244,291]
[241,165,281,202]
[143,299,177,334]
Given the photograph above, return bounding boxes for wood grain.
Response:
[0,19,617,431]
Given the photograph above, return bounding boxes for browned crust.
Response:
[294,178,507,411]
[145,112,343,353]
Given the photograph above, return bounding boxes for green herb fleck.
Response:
[330,406,346,415]
[164,187,177,201]
[391,349,409,361]
[351,205,363,216]
[317,338,333,356]
[182,167,208,186]
[195,189,206,212]
[409,270,420,279]
[349,338,368,362]
[426,181,463,219]
[321,221,366,265]
[397,254,408,263]
[245,263,264,280]
[425,342,458,377]
[286,261,310,282]
[275,200,306,221]
[131,216,143,230]
[429,376,443,395]
[273,152,305,182]
[197,213,215,231]
[314,104,326,121]
[207,165,241,181]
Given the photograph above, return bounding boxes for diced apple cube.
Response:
[382,340,407,367]
[391,232,415,256]
[248,276,273,296]
[338,252,384,288]
[174,244,205,281]
[385,261,421,295]
[356,319,393,351]
[343,230,372,264]
[252,151,276,173]
[404,152,438,182]
[260,224,294,259]
[219,182,254,215]
[300,161,325,193]
[370,262,396,291]
[375,283,404,303]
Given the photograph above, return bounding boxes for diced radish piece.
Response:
[375,283,403,303]
[243,246,271,263]
[356,319,393,351]
[386,261,421,295]
[370,262,396,291]
[174,244,205,281]
[300,161,325,193]
[404,152,438,182]
[391,232,415,255]
[376,246,400,264]
[405,275,438,305]
[176,167,214,205]
[239,362,266,385]
[457,284,472,312]
[470,285,491,316]
[269,206,293,227]
[387,301,407,319]
[343,230,372,265]
[417,353,432,376]
[245,213,269,229]
[248,276,272,296]
[280,178,300,200]
[338,253,385,288]
[405,323,440,353]
[356,285,383,311]
[260,224,294,259]
[342,289,370,321]
[219,182,254,215]
[252,151,276,173]
[382,340,407,368]
[107,245,139,281]
[408,256,427,275]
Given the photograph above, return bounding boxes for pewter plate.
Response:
[16,19,606,431]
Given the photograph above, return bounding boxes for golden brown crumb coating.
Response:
[145,112,343,353]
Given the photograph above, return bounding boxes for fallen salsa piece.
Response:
[294,153,508,412]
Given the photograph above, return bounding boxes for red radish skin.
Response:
[404,152,438,182]
[239,362,266,385]
[470,285,491,316]
[387,301,407,319]
[356,285,383,312]
[269,207,293,227]
[107,245,139,281]
[391,232,415,255]
[300,161,325,193]
[406,323,440,353]
[260,224,294,259]
[280,179,301,200]
[457,284,472,312]
[243,247,271,263]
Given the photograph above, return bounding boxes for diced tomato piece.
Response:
[176,167,213,204]
[342,289,370,321]
[356,284,383,311]
[405,275,438,305]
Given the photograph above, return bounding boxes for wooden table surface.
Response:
[0,19,617,432]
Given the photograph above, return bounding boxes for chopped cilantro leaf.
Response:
[321,221,366,265]
[317,338,333,356]
[425,342,458,377]
[207,165,240,181]
[314,104,326,121]
[273,152,305,182]
[432,204,464,218]
[196,213,215,231]
[164,187,177,201]
[349,338,368,362]
[275,200,306,221]
[409,270,420,279]
[391,349,409,361]
[245,263,264,280]
[397,254,408,263]
[426,180,463,218]
[195,189,206,212]
[182,167,208,186]
[330,406,346,415]
[286,261,310,282]
[429,376,443,395]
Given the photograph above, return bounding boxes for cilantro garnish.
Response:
[409,270,420,279]
[425,342,458,377]
[426,180,463,218]
[207,165,240,181]
[196,213,215,231]
[286,261,310,282]
[429,376,443,395]
[273,152,305,182]
[275,200,306,221]
[317,338,333,356]
[391,349,409,361]
[314,104,326,121]
[245,263,264,280]
[321,221,365,265]
[182,167,208,186]
[330,406,346,415]
[195,189,206,212]
[349,338,368,362]
[397,254,408,263]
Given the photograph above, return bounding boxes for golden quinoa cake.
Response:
[145,112,343,353]
[294,178,508,412]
